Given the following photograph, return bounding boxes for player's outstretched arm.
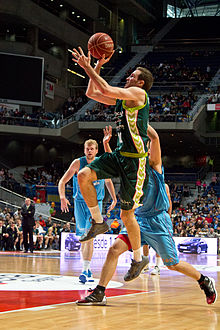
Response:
[72,47,144,102]
[105,179,117,214]
[86,53,116,105]
[72,48,115,105]
[103,125,112,153]
[147,125,162,173]
[58,159,79,213]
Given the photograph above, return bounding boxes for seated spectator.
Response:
[38,215,46,228]
[15,218,23,251]
[46,216,53,229]
[44,227,54,249]
[207,228,220,238]
[6,222,18,251]
[33,221,46,250]
[49,223,59,249]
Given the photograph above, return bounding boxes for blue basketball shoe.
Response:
[87,269,94,282]
[79,271,88,284]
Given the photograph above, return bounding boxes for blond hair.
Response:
[84,139,98,149]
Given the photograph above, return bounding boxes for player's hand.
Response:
[72,47,91,69]
[103,125,112,144]
[107,198,117,214]
[60,197,70,213]
[98,50,115,66]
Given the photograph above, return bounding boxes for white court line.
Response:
[0,290,155,314]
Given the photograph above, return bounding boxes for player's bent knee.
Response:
[167,263,179,270]
[78,167,97,184]
[108,245,122,258]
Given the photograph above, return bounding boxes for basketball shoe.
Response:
[124,256,149,281]
[87,269,94,282]
[76,287,107,306]
[199,276,217,304]
[150,266,160,275]
[142,264,149,273]
[79,219,109,242]
[79,271,88,284]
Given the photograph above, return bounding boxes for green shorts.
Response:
[87,150,149,210]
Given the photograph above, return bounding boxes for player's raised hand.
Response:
[72,47,91,69]
[60,197,70,213]
[103,125,112,144]
[98,50,115,66]
[107,198,117,214]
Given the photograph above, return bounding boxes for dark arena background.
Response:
[0,0,220,329]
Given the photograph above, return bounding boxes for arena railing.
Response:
[0,186,69,225]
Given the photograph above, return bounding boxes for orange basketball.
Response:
[88,32,114,59]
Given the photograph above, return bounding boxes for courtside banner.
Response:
[61,233,117,251]
[207,104,220,111]
[61,234,217,254]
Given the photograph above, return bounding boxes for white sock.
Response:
[133,248,142,262]
[83,260,91,273]
[156,257,161,267]
[89,205,103,223]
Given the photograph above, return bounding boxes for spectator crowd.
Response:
[0,207,74,252]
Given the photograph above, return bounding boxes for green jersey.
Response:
[114,92,149,156]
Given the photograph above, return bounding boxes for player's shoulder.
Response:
[69,158,80,170]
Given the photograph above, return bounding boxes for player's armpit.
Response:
[86,89,116,105]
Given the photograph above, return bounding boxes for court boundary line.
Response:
[0,290,155,314]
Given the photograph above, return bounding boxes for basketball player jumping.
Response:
[76,125,217,306]
[58,139,117,283]
[72,47,153,281]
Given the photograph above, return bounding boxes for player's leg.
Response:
[167,261,217,304]
[167,261,200,280]
[79,240,94,283]
[147,212,217,305]
[119,156,149,280]
[76,236,129,305]
[142,244,150,272]
[78,152,120,242]
[121,209,149,281]
[77,166,109,241]
[75,201,95,283]
[151,252,162,275]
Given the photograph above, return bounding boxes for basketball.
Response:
[88,32,114,59]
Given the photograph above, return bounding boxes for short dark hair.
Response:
[137,67,154,92]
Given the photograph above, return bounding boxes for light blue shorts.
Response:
[120,210,179,266]
[138,211,179,266]
[74,200,103,236]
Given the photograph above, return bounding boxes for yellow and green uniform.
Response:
[88,92,150,210]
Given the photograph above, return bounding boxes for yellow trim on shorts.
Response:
[120,151,148,158]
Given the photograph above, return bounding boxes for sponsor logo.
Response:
[0,273,123,291]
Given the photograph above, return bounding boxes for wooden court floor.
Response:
[0,251,220,330]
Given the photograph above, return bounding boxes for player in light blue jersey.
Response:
[58,139,117,283]
[76,126,217,306]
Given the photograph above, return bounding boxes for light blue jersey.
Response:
[73,156,105,202]
[120,166,179,266]
[135,167,169,218]
[73,156,105,236]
